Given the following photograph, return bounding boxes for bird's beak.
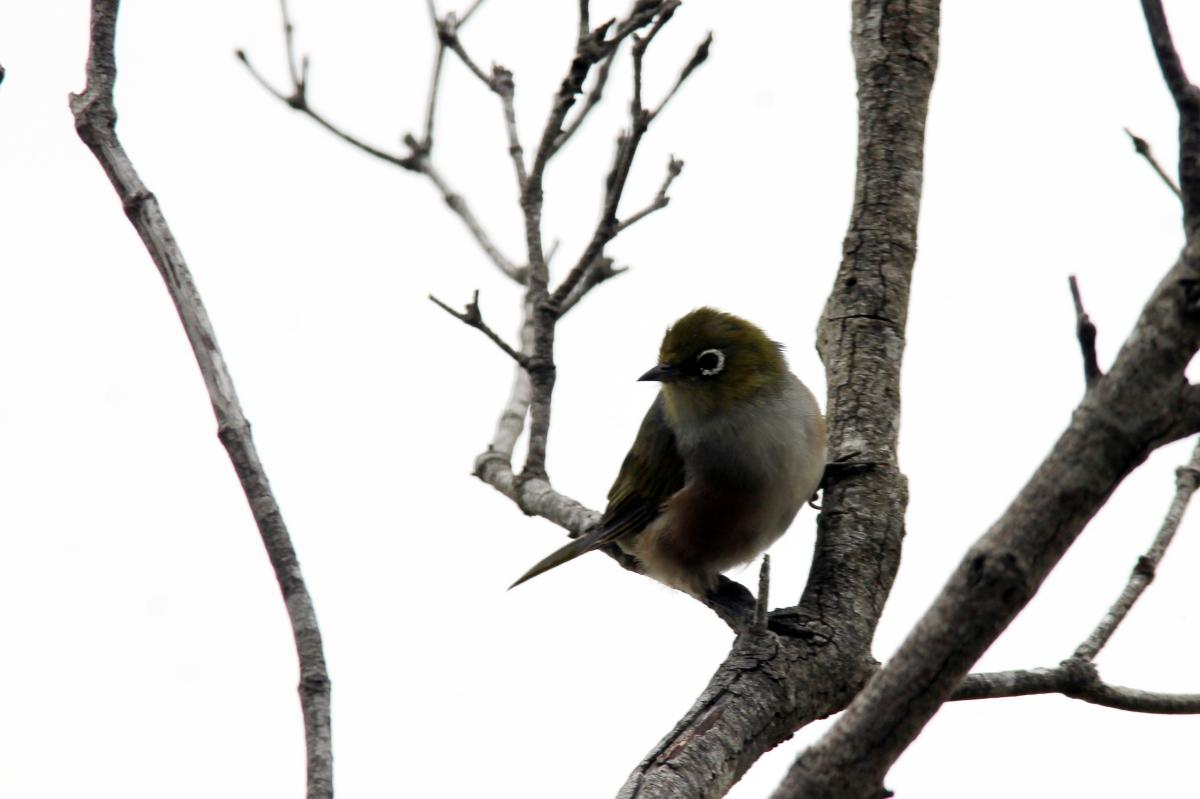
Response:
[638,363,680,382]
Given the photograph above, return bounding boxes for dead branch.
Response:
[1125,127,1183,198]
[775,7,1200,792]
[429,290,529,366]
[1074,437,1200,660]
[239,0,526,284]
[71,2,331,796]
[1069,275,1102,387]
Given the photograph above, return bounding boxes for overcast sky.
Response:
[4,2,1200,797]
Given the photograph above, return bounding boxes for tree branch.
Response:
[1074,436,1200,660]
[239,1,527,284]
[615,156,683,234]
[777,218,1200,799]
[954,661,1200,714]
[620,2,940,795]
[1125,127,1183,198]
[1069,275,1102,387]
[551,14,706,309]
[72,3,331,796]
[1140,0,1200,234]
[429,290,529,366]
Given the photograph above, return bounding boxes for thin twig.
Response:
[552,50,617,155]
[1068,275,1102,387]
[429,291,530,366]
[240,1,526,284]
[516,1,669,480]
[492,66,528,187]
[557,257,626,316]
[439,18,495,89]
[459,0,487,25]
[578,0,590,42]
[280,0,303,88]
[754,555,771,632]
[651,32,711,119]
[615,156,683,234]
[1074,437,1200,660]
[1125,128,1182,198]
[237,50,421,170]
[551,7,702,308]
[412,156,526,282]
[1139,0,1200,234]
[72,3,332,796]
[954,661,1200,714]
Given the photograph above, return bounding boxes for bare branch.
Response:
[439,16,495,89]
[409,151,527,282]
[72,3,331,796]
[1068,275,1102,387]
[241,3,526,285]
[459,0,487,25]
[650,33,711,120]
[754,555,770,633]
[1139,0,1200,233]
[236,50,421,170]
[552,49,616,155]
[954,661,1200,714]
[1125,127,1183,198]
[577,0,590,42]
[1140,0,1193,103]
[557,257,627,316]
[1074,437,1200,660]
[491,66,529,187]
[517,1,671,480]
[551,7,697,309]
[615,156,683,234]
[430,291,529,366]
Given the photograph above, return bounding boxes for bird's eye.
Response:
[696,348,725,376]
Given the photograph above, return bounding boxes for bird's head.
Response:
[640,307,788,422]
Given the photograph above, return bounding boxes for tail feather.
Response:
[509,532,608,590]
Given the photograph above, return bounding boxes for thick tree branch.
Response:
[778,239,1200,799]
[621,2,941,796]
[72,2,332,796]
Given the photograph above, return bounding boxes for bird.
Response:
[510,307,827,598]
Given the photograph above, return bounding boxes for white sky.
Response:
[3,1,1200,797]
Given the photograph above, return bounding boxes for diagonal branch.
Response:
[1074,436,1200,660]
[429,290,529,366]
[1125,127,1183,198]
[72,2,332,797]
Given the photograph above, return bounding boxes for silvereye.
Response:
[512,307,827,597]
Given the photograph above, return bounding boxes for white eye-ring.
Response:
[696,348,725,376]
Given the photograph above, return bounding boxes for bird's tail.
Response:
[508,529,610,590]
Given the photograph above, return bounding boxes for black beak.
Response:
[638,363,680,382]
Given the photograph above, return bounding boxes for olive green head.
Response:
[639,308,788,418]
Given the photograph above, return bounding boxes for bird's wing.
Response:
[508,393,685,588]
[595,392,686,546]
